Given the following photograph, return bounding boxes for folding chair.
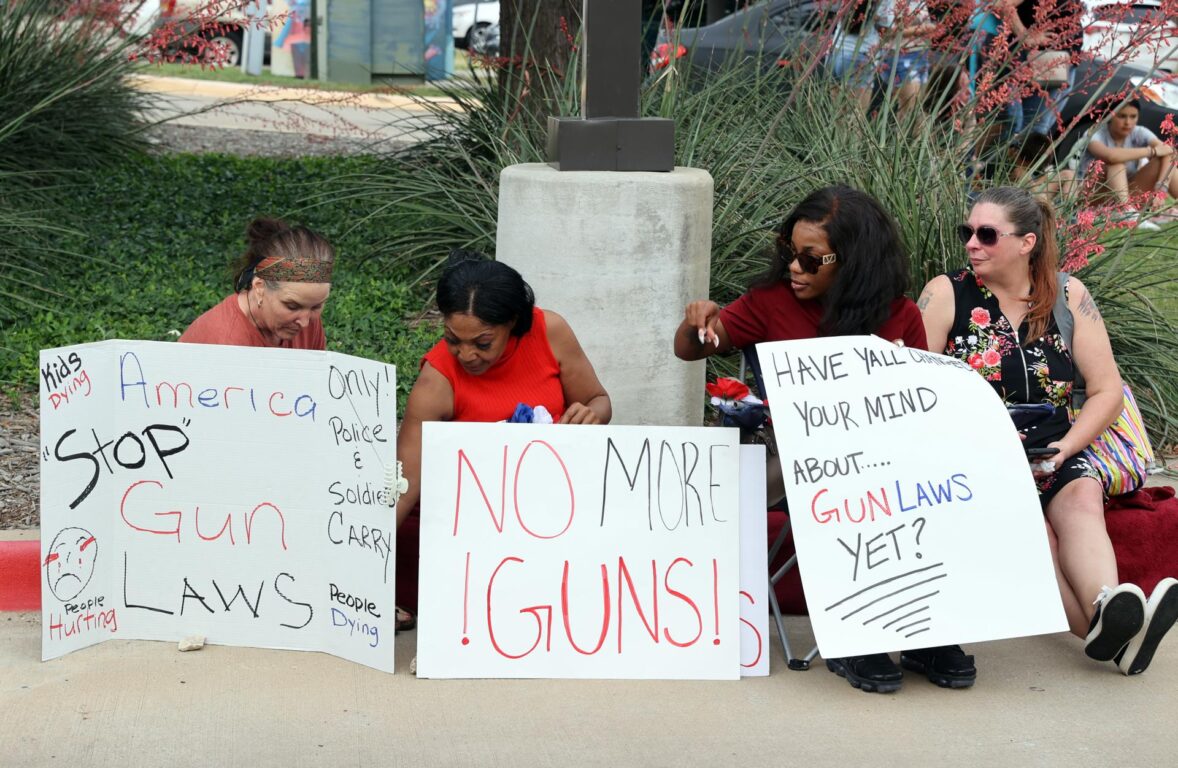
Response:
[738,347,819,671]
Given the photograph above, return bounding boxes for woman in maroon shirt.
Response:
[674,184,971,695]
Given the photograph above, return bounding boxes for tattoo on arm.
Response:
[917,289,934,313]
[1077,290,1102,323]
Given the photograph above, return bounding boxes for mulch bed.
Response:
[0,397,38,529]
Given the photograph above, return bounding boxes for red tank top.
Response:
[422,307,565,422]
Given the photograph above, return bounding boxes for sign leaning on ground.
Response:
[756,335,1067,658]
[416,422,744,679]
[38,341,397,672]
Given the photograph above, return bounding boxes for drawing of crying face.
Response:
[45,527,97,602]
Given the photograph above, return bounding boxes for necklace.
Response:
[243,292,282,347]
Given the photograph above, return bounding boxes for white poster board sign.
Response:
[739,444,769,676]
[417,423,743,679]
[39,341,397,672]
[756,336,1066,658]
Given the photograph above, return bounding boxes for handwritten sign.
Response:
[738,444,769,676]
[756,336,1066,658]
[416,423,743,679]
[38,341,397,672]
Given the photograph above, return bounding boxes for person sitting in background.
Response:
[180,217,332,349]
[918,185,1178,675]
[877,0,937,119]
[395,250,612,528]
[1000,0,1083,138]
[1079,100,1175,228]
[1010,132,1074,201]
[674,184,976,694]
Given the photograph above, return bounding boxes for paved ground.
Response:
[136,75,456,150]
[1,610,1174,767]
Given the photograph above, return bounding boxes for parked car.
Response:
[471,22,500,57]
[1058,57,1178,153]
[452,0,499,51]
[155,0,271,67]
[122,0,160,38]
[650,0,829,72]
[1083,1,1178,75]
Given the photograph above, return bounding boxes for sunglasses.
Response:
[784,244,838,274]
[957,224,1023,246]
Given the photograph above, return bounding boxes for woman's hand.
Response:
[685,300,722,346]
[1030,440,1071,480]
[559,402,602,425]
[674,300,731,361]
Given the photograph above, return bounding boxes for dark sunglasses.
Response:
[957,224,1023,246]
[784,244,838,274]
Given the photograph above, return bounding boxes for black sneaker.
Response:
[1116,578,1178,676]
[1085,584,1147,662]
[900,645,976,688]
[825,653,903,693]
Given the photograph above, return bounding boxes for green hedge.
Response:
[0,153,438,406]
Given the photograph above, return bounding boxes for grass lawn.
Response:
[0,153,439,407]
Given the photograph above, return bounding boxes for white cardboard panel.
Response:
[39,341,397,672]
[738,444,769,676]
[416,422,743,679]
[756,336,1067,658]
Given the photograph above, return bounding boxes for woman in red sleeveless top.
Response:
[395,251,612,527]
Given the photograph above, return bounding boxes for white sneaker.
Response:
[1085,584,1146,662]
[1114,207,1162,231]
[1116,577,1178,676]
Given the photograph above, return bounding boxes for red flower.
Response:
[970,308,991,327]
[968,353,984,369]
[706,377,751,402]
[1161,113,1176,138]
[982,348,1002,368]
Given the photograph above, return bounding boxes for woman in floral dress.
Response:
[918,186,1176,675]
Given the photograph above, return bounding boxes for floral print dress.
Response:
[944,268,1099,507]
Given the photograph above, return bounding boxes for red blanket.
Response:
[1105,486,1178,596]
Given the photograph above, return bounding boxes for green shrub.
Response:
[0,0,154,322]
[0,0,148,173]
[320,50,1178,446]
[0,153,434,409]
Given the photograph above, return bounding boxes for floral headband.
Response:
[254,254,333,283]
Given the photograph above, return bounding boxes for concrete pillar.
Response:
[496,163,713,427]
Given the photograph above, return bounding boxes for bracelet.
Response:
[1150,146,1157,158]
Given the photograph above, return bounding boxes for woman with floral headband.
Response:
[180,217,333,349]
[179,217,416,633]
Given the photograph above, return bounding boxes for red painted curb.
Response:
[0,540,40,611]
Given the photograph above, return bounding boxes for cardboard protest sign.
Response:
[738,444,769,676]
[39,341,397,672]
[416,423,743,679]
[756,336,1066,658]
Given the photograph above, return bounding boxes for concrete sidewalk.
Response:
[0,610,1173,767]
[132,74,457,144]
[131,75,465,111]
